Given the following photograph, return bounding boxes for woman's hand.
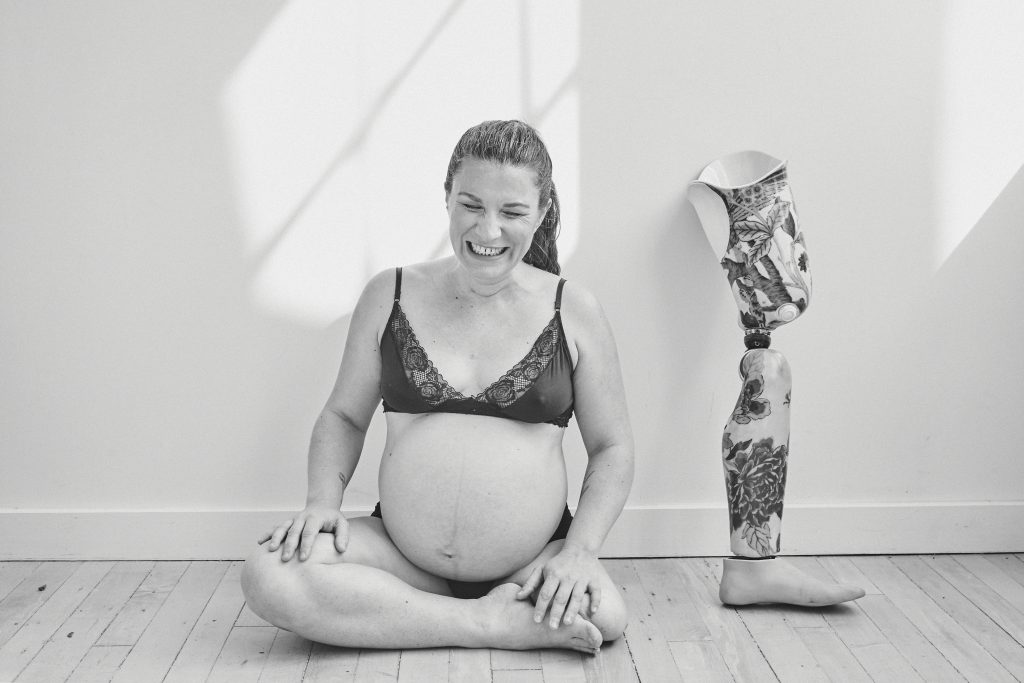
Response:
[516,544,603,628]
[257,504,349,562]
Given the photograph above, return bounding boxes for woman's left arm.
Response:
[518,282,635,628]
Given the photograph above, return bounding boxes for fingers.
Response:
[562,582,589,625]
[261,510,349,562]
[264,520,292,552]
[589,584,602,615]
[516,567,542,600]
[530,568,600,628]
[533,576,556,624]
[280,518,304,561]
[547,580,576,629]
[534,574,577,627]
[334,517,350,554]
[298,518,320,561]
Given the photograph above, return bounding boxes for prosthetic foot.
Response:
[689,151,863,607]
[720,557,864,606]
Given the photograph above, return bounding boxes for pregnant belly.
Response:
[379,413,568,581]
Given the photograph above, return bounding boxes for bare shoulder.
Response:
[359,267,399,308]
[557,278,621,373]
[351,267,399,339]
[363,267,399,299]
[392,257,455,295]
[356,258,455,321]
[559,278,613,340]
[559,277,630,440]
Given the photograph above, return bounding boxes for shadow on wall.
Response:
[2,0,325,510]
[571,0,974,506]
[866,163,1024,499]
[0,1,583,512]
[569,0,1024,508]
[219,0,582,508]
[218,0,475,508]
[221,0,469,330]
[222,0,581,331]
[8,0,1017,523]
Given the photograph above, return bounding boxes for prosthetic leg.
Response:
[689,152,863,606]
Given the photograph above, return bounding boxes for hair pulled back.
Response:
[444,120,561,275]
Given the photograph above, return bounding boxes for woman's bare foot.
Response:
[478,583,602,654]
[719,557,865,606]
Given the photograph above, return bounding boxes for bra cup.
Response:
[379,315,421,413]
[500,335,573,422]
[379,297,575,426]
[498,354,573,423]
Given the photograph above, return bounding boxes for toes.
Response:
[581,618,603,649]
[569,633,601,655]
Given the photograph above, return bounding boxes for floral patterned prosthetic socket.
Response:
[688,151,812,557]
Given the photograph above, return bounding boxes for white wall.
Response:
[2,0,1023,559]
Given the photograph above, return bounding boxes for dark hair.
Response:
[443,120,561,275]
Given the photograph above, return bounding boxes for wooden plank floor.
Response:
[2,555,1024,681]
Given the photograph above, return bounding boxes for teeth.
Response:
[469,242,505,256]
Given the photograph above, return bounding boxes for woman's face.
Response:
[446,157,549,280]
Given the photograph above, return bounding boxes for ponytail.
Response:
[522,183,560,275]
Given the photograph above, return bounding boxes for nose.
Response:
[477,212,502,240]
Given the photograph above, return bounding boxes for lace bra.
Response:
[379,268,574,427]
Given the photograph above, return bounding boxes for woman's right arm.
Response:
[258,269,395,561]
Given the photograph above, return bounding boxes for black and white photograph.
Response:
[2,1,1023,680]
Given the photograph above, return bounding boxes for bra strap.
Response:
[394,267,403,302]
[554,278,566,311]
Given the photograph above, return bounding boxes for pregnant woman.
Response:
[242,120,634,654]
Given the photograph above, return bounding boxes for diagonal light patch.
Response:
[935,0,1024,269]
[221,0,581,327]
[220,1,468,327]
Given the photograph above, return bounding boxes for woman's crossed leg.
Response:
[241,516,614,653]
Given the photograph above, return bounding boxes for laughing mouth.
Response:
[468,242,508,257]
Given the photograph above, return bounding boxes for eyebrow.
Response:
[457,192,531,210]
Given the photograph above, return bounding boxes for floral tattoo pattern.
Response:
[732,352,772,423]
[723,434,788,556]
[717,166,812,332]
[732,375,772,424]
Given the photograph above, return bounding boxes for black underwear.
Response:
[370,502,573,599]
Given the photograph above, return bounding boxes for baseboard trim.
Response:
[2,502,1022,560]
